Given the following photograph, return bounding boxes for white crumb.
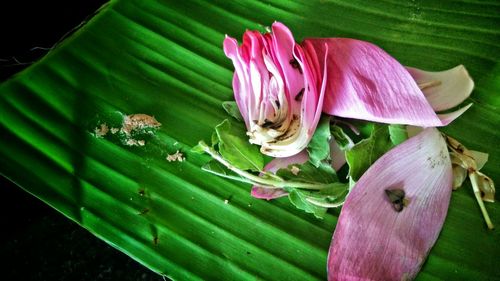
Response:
[224,199,229,204]
[92,113,161,147]
[124,139,146,146]
[291,166,300,176]
[121,114,161,136]
[94,123,109,138]
[166,150,185,162]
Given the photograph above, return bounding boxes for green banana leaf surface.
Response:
[1,0,499,280]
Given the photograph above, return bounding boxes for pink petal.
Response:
[303,38,446,127]
[271,22,304,101]
[437,103,472,125]
[224,36,252,127]
[406,65,474,112]
[330,139,347,171]
[251,150,309,200]
[251,187,289,200]
[224,23,327,158]
[328,128,452,281]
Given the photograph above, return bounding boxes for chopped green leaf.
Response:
[330,124,354,151]
[316,182,349,198]
[201,160,254,185]
[191,141,206,154]
[347,119,375,140]
[202,159,231,175]
[222,101,243,121]
[346,124,394,181]
[288,189,328,219]
[211,131,219,147]
[307,115,331,167]
[302,182,349,207]
[388,124,408,145]
[276,161,338,185]
[215,119,264,172]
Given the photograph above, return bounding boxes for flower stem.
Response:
[198,141,329,190]
[469,171,494,230]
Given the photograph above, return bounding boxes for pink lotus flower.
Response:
[221,22,479,281]
[224,22,471,161]
[328,128,453,281]
[234,23,472,201]
[223,22,327,157]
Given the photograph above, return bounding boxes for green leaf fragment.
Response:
[330,124,354,151]
[288,189,328,219]
[388,124,408,145]
[215,119,264,172]
[307,115,332,167]
[191,141,206,154]
[202,160,253,185]
[222,101,244,121]
[346,124,395,181]
[211,131,219,147]
[277,161,338,185]
[304,182,349,208]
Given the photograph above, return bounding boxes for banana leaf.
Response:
[1,0,499,280]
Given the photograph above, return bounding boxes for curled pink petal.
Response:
[437,103,472,125]
[303,38,450,127]
[251,187,289,200]
[328,128,452,281]
[330,139,347,171]
[251,150,309,200]
[406,65,474,112]
[224,22,327,157]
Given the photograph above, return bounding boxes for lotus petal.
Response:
[406,65,474,112]
[328,128,452,281]
[330,137,347,171]
[436,103,472,125]
[303,38,465,127]
[224,22,327,157]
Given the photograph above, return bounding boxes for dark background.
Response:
[1,1,164,280]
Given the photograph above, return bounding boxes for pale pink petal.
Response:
[251,187,289,200]
[406,65,474,112]
[303,38,446,127]
[328,128,452,281]
[437,103,472,125]
[257,30,328,157]
[330,139,347,171]
[251,150,309,200]
[224,36,252,127]
[224,23,326,158]
[271,22,304,101]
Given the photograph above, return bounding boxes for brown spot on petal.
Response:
[385,189,408,212]
[289,58,302,74]
[295,88,305,102]
[261,119,274,128]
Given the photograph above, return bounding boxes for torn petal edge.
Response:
[437,103,473,125]
[407,65,474,112]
